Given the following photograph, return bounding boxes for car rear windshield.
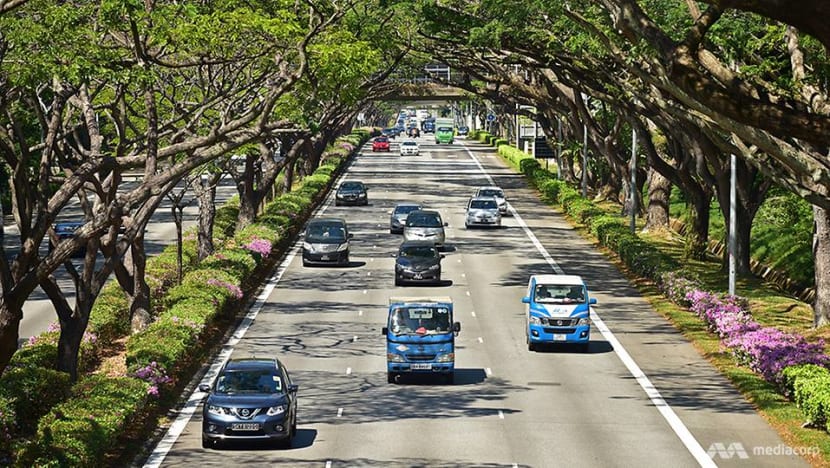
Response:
[306,222,346,242]
[340,182,364,190]
[375,137,388,142]
[407,213,442,227]
[437,127,452,132]
[394,205,420,215]
[216,369,283,394]
[470,199,497,209]
[402,141,417,146]
[479,189,504,198]
[400,245,437,258]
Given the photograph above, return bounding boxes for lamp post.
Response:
[728,153,737,296]
[630,128,637,234]
[582,123,588,198]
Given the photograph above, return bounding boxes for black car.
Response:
[199,358,299,449]
[335,181,368,206]
[457,126,469,136]
[50,222,86,258]
[381,127,397,139]
[302,218,352,266]
[393,240,444,286]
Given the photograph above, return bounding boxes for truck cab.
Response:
[522,275,597,352]
[434,118,454,144]
[382,297,460,384]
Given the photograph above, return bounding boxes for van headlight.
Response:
[267,405,287,416]
[336,242,349,252]
[436,353,454,362]
[358,193,366,198]
[577,317,591,326]
[302,242,313,251]
[387,353,405,362]
[529,316,543,325]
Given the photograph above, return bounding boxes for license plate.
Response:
[413,274,423,279]
[320,255,330,261]
[411,363,432,370]
[553,334,568,341]
[231,423,260,431]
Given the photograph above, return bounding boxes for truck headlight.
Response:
[267,405,286,416]
[387,353,405,362]
[336,242,349,252]
[529,316,543,325]
[577,317,591,326]
[302,242,313,252]
[436,353,454,362]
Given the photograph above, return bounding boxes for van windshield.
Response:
[389,307,451,335]
[534,284,585,304]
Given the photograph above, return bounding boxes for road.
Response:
[144,135,808,467]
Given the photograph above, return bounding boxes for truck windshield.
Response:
[534,284,585,304]
[389,306,451,335]
[437,127,452,132]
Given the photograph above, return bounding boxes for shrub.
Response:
[793,371,830,430]
[0,395,14,460]
[213,195,240,239]
[0,366,71,437]
[86,284,129,344]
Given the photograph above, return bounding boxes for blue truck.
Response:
[382,296,461,384]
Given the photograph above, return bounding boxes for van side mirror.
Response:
[287,384,299,393]
[439,254,445,259]
[381,327,388,335]
[589,298,597,305]
[452,322,461,335]
[521,296,530,304]
[198,384,211,393]
[443,222,449,227]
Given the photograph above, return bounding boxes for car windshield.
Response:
[375,138,388,143]
[306,222,346,242]
[470,199,497,209]
[394,205,420,215]
[389,306,451,335]
[400,245,437,258]
[534,284,585,304]
[479,189,504,198]
[215,369,283,394]
[402,142,417,146]
[407,213,442,227]
[340,182,364,191]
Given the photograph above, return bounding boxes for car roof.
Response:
[531,274,585,286]
[340,180,364,185]
[477,186,503,191]
[394,202,422,208]
[223,358,281,372]
[469,196,498,202]
[399,240,438,249]
[409,209,440,216]
[309,217,347,225]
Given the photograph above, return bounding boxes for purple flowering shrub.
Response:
[206,278,243,299]
[132,361,173,397]
[243,238,272,259]
[658,271,703,306]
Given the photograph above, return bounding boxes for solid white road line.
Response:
[460,141,716,468]
[337,407,344,417]
[477,337,484,343]
[485,367,493,376]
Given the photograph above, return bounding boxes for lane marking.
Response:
[498,410,505,420]
[367,272,372,276]
[461,273,466,278]
[471,311,476,317]
[346,367,352,375]
[477,337,484,343]
[326,462,332,468]
[353,335,358,342]
[461,141,715,468]
[466,291,470,296]
[359,310,363,316]
[486,367,493,376]
[337,407,344,417]
[363,290,367,295]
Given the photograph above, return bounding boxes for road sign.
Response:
[534,137,555,159]
[486,113,496,122]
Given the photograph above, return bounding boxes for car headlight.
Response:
[336,193,344,198]
[428,264,440,271]
[302,242,313,252]
[266,405,287,416]
[436,353,454,362]
[577,317,591,326]
[529,316,543,325]
[358,193,366,198]
[387,353,405,362]
[207,404,226,416]
[336,242,349,252]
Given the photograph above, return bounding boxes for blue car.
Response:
[522,274,597,352]
[199,358,299,449]
[51,221,86,258]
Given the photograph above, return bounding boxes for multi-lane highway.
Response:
[144,135,807,467]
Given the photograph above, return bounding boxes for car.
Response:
[457,126,469,136]
[465,196,502,228]
[381,128,397,139]
[335,180,368,206]
[389,202,423,234]
[522,275,597,352]
[302,218,353,266]
[403,209,448,246]
[475,186,507,214]
[199,357,299,449]
[50,221,86,258]
[393,240,444,286]
[408,127,420,138]
[399,140,420,156]
[422,120,435,133]
[372,137,391,152]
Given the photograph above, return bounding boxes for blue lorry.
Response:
[382,296,461,384]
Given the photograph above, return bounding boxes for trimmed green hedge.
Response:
[783,365,830,431]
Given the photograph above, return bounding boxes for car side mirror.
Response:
[443,222,449,227]
[589,298,598,305]
[287,384,299,393]
[452,322,461,335]
[439,254,445,259]
[198,384,211,393]
[348,233,354,239]
[521,296,531,304]
[381,327,389,335]
[391,252,398,258]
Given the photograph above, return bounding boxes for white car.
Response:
[400,140,420,156]
[475,186,507,214]
[465,196,501,228]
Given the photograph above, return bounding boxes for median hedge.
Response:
[13,131,366,466]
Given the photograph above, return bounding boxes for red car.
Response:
[372,137,391,152]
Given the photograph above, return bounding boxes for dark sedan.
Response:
[393,240,444,286]
[335,181,368,206]
[302,218,352,266]
[199,358,299,449]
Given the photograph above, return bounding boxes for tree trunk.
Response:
[129,237,152,333]
[685,193,711,260]
[645,168,671,230]
[283,160,295,193]
[174,206,184,284]
[814,204,830,327]
[0,300,23,377]
[56,303,88,382]
[197,177,217,261]
[237,154,258,230]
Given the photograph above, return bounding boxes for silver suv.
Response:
[403,210,448,246]
[465,196,502,228]
[475,186,507,215]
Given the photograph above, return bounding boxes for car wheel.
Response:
[394,276,401,286]
[335,201,341,206]
[387,372,396,384]
[578,342,590,353]
[390,228,396,234]
[527,336,536,352]
[444,373,454,385]
[201,435,210,449]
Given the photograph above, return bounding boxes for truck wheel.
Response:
[527,336,536,352]
[578,342,590,353]
[387,372,396,384]
[444,373,454,385]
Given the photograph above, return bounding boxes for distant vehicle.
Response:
[465,196,502,228]
[199,358,299,449]
[457,126,469,136]
[389,202,423,234]
[399,140,420,156]
[302,217,353,266]
[408,127,420,138]
[475,186,507,214]
[422,120,435,133]
[372,137,390,152]
[51,221,86,258]
[381,128,397,139]
[434,118,454,144]
[522,275,597,352]
[393,240,444,285]
[403,209,448,246]
[382,296,461,384]
[335,180,369,206]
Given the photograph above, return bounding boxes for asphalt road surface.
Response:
[144,135,808,467]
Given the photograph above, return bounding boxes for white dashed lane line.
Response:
[337,408,344,417]
[346,367,352,375]
[485,367,493,376]
[477,337,484,343]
